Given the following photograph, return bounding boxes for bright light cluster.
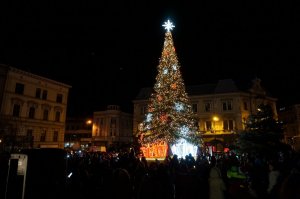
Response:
[162,20,175,32]
[175,102,184,111]
[171,138,198,159]
[139,20,200,159]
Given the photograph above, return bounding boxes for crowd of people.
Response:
[1,148,300,199]
[64,149,300,199]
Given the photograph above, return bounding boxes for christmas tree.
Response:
[237,104,287,158]
[139,20,199,159]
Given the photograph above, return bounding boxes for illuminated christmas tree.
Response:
[139,20,199,159]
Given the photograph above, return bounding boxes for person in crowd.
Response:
[280,164,300,199]
[208,161,226,199]
[267,160,281,198]
[111,168,132,199]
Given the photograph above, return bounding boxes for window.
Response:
[53,131,58,142]
[42,90,48,100]
[222,100,233,111]
[94,128,98,136]
[27,129,33,138]
[15,83,24,94]
[192,104,198,113]
[40,130,46,142]
[26,129,33,142]
[222,102,227,110]
[56,94,63,103]
[43,110,49,120]
[223,120,234,130]
[243,101,248,110]
[35,88,41,98]
[111,118,116,125]
[110,129,114,136]
[204,102,212,112]
[28,107,35,119]
[205,121,212,130]
[13,104,21,117]
[99,118,104,136]
[55,111,60,122]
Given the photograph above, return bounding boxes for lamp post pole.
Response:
[212,116,219,153]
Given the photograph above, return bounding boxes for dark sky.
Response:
[1,1,300,116]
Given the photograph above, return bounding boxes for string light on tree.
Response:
[146,113,153,122]
[139,19,200,159]
[175,102,184,111]
[171,83,177,89]
[163,69,168,74]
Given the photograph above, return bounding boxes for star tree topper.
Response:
[162,20,175,32]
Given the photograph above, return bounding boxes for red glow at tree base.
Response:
[140,142,168,159]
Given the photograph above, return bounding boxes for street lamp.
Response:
[85,119,93,150]
[213,116,219,122]
[212,116,219,132]
[212,116,219,154]
[86,119,92,125]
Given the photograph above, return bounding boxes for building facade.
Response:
[0,64,71,150]
[133,78,278,153]
[65,117,92,150]
[278,104,300,151]
[92,105,133,151]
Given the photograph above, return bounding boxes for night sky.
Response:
[1,1,300,117]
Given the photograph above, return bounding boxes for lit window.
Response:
[223,120,234,130]
[206,121,212,130]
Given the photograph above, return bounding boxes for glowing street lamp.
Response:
[86,119,92,125]
[211,116,220,154]
[213,116,219,122]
